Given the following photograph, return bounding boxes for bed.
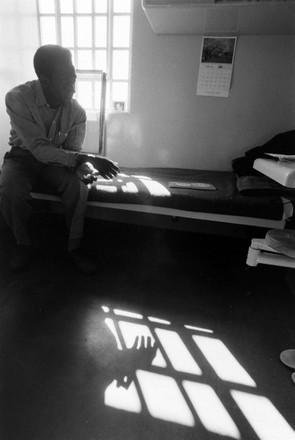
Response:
[30,167,295,237]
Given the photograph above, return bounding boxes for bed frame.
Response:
[30,167,290,238]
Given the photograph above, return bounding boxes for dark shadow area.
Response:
[1,213,295,439]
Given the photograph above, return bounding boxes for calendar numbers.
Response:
[197,65,232,97]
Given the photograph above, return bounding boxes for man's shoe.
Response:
[10,245,31,273]
[68,249,97,274]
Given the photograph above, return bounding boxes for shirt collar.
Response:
[35,80,49,107]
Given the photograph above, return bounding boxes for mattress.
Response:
[85,168,286,220]
[32,167,289,226]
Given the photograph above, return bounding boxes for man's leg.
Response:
[40,165,88,249]
[0,159,32,246]
[40,166,96,273]
[0,150,43,271]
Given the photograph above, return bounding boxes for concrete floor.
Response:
[1,214,295,440]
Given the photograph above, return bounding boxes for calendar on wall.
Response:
[197,37,237,98]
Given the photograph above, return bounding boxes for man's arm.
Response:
[6,91,78,167]
[6,90,119,179]
[62,117,86,153]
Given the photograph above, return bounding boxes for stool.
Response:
[246,229,295,268]
[280,349,295,384]
[247,229,295,382]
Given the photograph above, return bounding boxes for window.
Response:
[37,0,133,113]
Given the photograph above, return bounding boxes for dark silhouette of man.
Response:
[0,45,119,273]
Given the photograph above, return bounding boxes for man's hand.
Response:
[76,162,99,184]
[77,153,119,180]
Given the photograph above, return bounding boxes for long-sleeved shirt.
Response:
[5,80,86,167]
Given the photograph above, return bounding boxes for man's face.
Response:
[49,62,77,106]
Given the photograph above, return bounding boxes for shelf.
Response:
[142,0,295,35]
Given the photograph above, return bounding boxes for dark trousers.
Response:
[0,148,88,251]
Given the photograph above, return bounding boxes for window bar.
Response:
[73,0,78,68]
[92,0,96,109]
[36,0,42,44]
[108,0,114,110]
[99,71,107,155]
[55,0,62,44]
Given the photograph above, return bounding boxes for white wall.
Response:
[105,0,295,170]
[0,1,294,172]
[0,0,39,165]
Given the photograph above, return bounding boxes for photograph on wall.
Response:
[113,101,126,112]
[197,36,237,98]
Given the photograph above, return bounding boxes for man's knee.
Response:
[0,159,33,200]
[0,174,32,207]
[60,170,87,192]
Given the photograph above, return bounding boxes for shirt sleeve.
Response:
[5,90,79,167]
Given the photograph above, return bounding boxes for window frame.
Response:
[36,0,133,114]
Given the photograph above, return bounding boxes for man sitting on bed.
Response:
[0,44,119,273]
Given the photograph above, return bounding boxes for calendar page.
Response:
[197,37,237,98]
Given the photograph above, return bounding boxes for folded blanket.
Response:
[232,130,295,176]
[237,175,295,197]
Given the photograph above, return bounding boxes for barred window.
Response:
[37,0,133,114]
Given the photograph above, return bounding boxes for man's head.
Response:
[33,45,76,108]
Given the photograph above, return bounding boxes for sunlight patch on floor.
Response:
[117,321,167,368]
[155,328,202,375]
[183,381,241,439]
[148,316,171,325]
[184,324,213,334]
[104,380,142,413]
[100,305,294,438]
[231,391,295,440]
[105,318,123,350]
[152,349,167,368]
[114,309,143,319]
[192,335,256,387]
[117,321,154,348]
[136,370,195,427]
